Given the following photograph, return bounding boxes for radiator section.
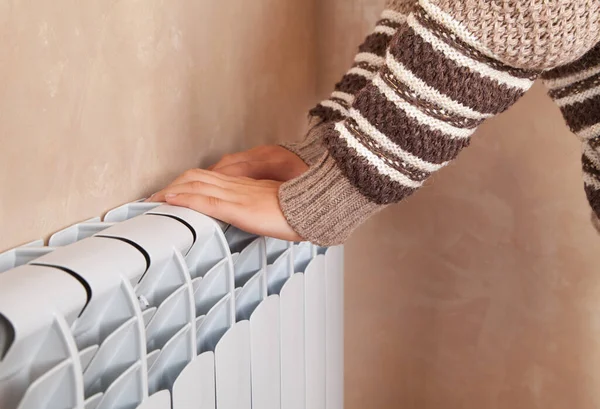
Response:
[0,202,344,409]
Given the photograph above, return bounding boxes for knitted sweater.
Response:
[281,0,600,246]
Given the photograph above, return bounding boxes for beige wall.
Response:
[317,1,600,408]
[0,0,317,250]
[3,0,600,408]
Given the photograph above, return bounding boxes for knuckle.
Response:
[207,196,222,208]
[190,180,205,190]
[173,193,187,203]
[183,168,199,178]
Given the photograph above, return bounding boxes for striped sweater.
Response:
[281,0,600,246]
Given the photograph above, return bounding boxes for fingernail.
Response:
[165,194,178,199]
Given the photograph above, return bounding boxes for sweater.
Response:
[280,0,600,246]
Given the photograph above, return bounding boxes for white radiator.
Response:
[0,202,344,409]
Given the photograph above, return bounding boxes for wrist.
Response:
[278,152,385,246]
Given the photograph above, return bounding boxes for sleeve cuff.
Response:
[278,152,385,246]
[280,118,328,166]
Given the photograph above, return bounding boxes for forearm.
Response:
[541,44,600,231]
[281,0,600,246]
[308,0,417,123]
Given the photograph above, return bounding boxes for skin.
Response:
[148,145,308,241]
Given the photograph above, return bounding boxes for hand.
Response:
[147,169,303,242]
[208,145,308,181]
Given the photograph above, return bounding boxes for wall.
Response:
[0,0,317,251]
[315,1,600,408]
[3,0,600,408]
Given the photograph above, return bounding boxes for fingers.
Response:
[146,170,221,201]
[214,161,275,180]
[214,160,307,182]
[151,180,238,203]
[209,152,251,171]
[159,168,239,192]
[147,170,222,197]
[165,188,302,242]
[145,143,305,203]
[147,169,269,203]
[165,193,240,225]
[159,178,303,242]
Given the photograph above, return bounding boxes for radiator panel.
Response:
[0,202,344,409]
[305,256,327,409]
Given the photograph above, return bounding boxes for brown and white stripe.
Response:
[309,7,411,122]
[406,13,536,91]
[321,5,539,203]
[549,74,600,107]
[582,141,600,218]
[543,44,600,87]
[545,71,600,140]
[542,43,600,224]
[281,1,600,245]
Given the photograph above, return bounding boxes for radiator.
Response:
[0,202,344,409]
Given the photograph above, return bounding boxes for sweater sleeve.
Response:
[541,43,600,232]
[281,0,418,165]
[279,0,600,246]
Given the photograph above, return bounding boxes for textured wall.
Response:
[0,0,316,251]
[315,1,600,408]
[3,0,600,407]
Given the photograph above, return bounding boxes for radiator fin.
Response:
[0,202,344,409]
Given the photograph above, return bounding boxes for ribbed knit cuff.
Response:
[279,153,385,246]
[280,118,327,166]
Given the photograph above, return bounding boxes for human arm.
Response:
[541,43,600,231]
[278,0,600,245]
[152,0,600,246]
